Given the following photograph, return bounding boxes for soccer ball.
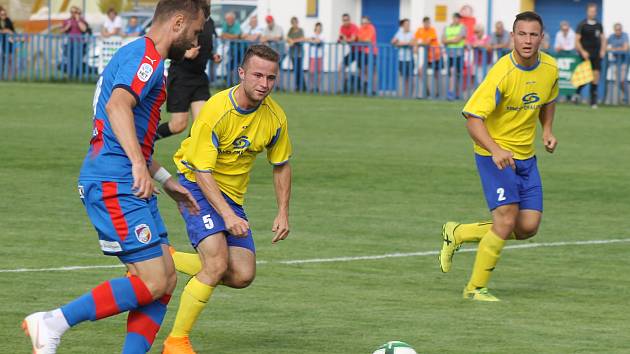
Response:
[372,341,417,354]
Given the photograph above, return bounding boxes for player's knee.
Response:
[170,118,188,134]
[199,258,228,285]
[142,275,169,299]
[515,225,539,240]
[227,271,255,289]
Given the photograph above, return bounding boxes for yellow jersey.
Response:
[174,86,292,205]
[462,51,559,159]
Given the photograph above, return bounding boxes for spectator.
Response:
[607,23,629,102]
[415,16,441,98]
[391,18,415,97]
[459,4,477,45]
[262,15,284,52]
[442,12,466,100]
[307,22,324,92]
[337,13,359,91]
[358,15,378,95]
[221,11,242,86]
[0,6,16,79]
[242,16,263,42]
[61,6,89,78]
[471,24,491,85]
[541,30,551,50]
[124,16,143,37]
[575,2,606,108]
[490,21,510,57]
[101,8,122,37]
[554,21,576,53]
[287,16,306,91]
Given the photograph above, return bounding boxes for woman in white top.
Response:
[391,19,415,97]
[101,8,122,37]
[307,22,325,92]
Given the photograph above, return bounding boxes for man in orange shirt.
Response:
[415,16,442,97]
[357,15,378,95]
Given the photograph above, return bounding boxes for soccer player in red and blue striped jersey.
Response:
[22,1,206,353]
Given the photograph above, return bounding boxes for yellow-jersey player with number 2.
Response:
[439,11,559,302]
[163,45,292,354]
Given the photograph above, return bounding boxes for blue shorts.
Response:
[475,154,543,212]
[79,180,169,263]
[179,175,255,253]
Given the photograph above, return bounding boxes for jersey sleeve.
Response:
[462,70,501,119]
[266,120,292,165]
[112,43,162,104]
[547,68,560,104]
[181,120,219,173]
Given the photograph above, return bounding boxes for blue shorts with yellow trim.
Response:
[78,180,169,263]
[179,175,255,253]
[475,154,543,212]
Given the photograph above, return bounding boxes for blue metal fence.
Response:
[1,33,629,105]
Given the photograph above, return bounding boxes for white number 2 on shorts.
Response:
[496,188,506,201]
[202,214,215,229]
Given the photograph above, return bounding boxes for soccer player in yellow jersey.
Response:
[439,12,559,302]
[162,45,292,353]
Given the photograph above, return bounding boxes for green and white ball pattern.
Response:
[372,341,417,354]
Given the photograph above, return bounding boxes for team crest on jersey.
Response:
[137,63,154,83]
[134,224,152,244]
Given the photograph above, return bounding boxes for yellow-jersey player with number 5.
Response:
[439,11,559,301]
[163,45,292,353]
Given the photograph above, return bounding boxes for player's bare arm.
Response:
[539,102,558,153]
[106,88,153,199]
[575,33,589,60]
[194,171,250,237]
[148,160,200,214]
[465,115,515,170]
[271,162,291,243]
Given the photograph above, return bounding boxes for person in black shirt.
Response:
[157,4,222,140]
[575,3,606,108]
[0,6,16,79]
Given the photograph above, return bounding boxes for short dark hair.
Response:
[453,13,462,19]
[587,2,597,9]
[241,44,280,68]
[513,11,544,32]
[342,13,350,18]
[153,0,205,24]
[399,18,409,26]
[422,16,430,22]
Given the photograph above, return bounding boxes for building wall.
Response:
[602,0,630,35]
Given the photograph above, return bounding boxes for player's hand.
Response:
[271,212,290,244]
[543,132,558,153]
[162,178,200,215]
[132,163,154,199]
[599,50,606,59]
[224,213,249,238]
[581,51,589,60]
[212,54,222,64]
[491,148,516,170]
[184,46,200,59]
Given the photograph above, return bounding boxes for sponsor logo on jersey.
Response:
[522,92,540,104]
[99,240,123,252]
[134,224,152,244]
[137,63,154,82]
[78,185,84,199]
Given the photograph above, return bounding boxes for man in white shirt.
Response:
[101,8,122,37]
[554,20,575,52]
[241,16,263,42]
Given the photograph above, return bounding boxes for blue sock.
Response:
[121,294,171,354]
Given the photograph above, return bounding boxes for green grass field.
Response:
[1,82,629,353]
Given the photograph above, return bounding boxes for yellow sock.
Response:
[172,251,203,276]
[170,276,214,338]
[466,229,506,290]
[455,222,515,243]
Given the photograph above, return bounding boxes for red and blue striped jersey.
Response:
[80,37,166,182]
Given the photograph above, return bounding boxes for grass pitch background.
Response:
[0,82,629,353]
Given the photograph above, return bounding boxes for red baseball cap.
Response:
[265,15,274,23]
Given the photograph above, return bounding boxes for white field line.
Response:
[1,238,628,273]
